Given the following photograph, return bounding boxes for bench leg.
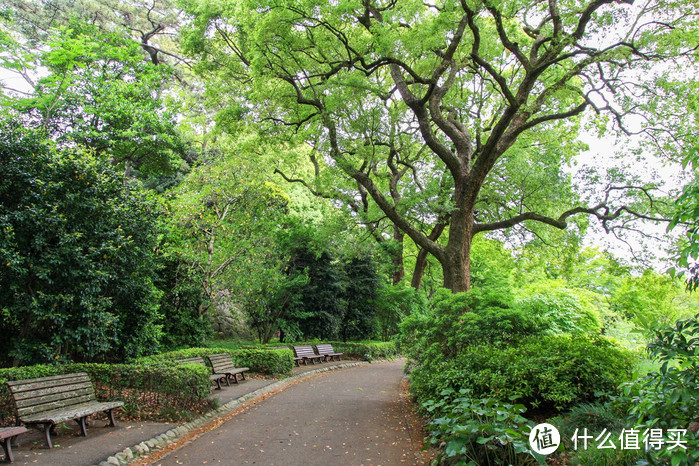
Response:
[76,417,88,437]
[241,371,246,381]
[1,436,15,463]
[34,423,53,449]
[106,409,117,427]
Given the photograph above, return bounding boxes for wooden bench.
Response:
[315,343,344,362]
[0,427,28,463]
[293,345,324,365]
[207,354,249,385]
[176,357,228,390]
[5,373,124,449]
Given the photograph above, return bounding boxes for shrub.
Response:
[136,346,294,376]
[234,348,294,376]
[619,314,699,466]
[424,389,537,465]
[397,287,547,363]
[0,362,212,424]
[410,335,634,411]
[516,286,602,334]
[0,123,164,364]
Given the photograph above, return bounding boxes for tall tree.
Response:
[9,21,188,183]
[182,0,695,292]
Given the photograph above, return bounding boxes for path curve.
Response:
[150,360,423,465]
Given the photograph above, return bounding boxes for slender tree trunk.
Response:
[392,226,405,285]
[411,248,429,290]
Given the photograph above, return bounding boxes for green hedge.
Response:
[410,335,634,411]
[0,363,213,425]
[283,341,399,361]
[136,347,294,377]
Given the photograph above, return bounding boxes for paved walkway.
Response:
[150,360,420,465]
[3,360,424,465]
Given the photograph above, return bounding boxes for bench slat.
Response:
[11,382,94,402]
[17,394,97,417]
[6,374,92,394]
[15,387,95,409]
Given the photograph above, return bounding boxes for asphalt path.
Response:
[152,360,422,465]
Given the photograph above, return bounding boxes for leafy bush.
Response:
[0,122,163,364]
[424,389,536,465]
[410,335,633,411]
[234,348,294,376]
[516,286,601,334]
[398,287,547,363]
[619,314,699,466]
[0,362,213,424]
[136,346,294,376]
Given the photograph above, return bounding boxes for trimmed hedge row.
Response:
[136,347,294,377]
[0,363,213,425]
[282,341,399,361]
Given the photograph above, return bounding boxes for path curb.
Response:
[96,361,369,466]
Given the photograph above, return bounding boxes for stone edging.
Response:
[97,361,369,466]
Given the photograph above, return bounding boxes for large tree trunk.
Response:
[440,199,475,292]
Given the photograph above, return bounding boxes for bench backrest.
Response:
[5,373,97,420]
[293,346,318,358]
[207,353,237,373]
[315,344,336,355]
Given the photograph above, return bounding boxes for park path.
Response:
[150,360,423,465]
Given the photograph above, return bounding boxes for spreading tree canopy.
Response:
[183,0,697,292]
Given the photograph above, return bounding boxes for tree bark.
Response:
[391,225,405,285]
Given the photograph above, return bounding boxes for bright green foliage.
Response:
[612,271,699,327]
[10,21,187,183]
[671,170,699,291]
[516,284,602,334]
[181,0,695,292]
[321,341,399,360]
[424,389,536,465]
[397,285,545,362]
[164,153,290,324]
[400,282,633,411]
[233,347,294,376]
[620,315,699,466]
[0,362,213,423]
[0,122,163,365]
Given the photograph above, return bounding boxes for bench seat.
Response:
[0,426,28,463]
[19,401,124,425]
